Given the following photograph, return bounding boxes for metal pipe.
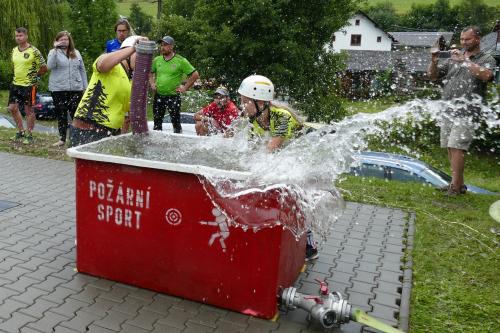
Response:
[279,280,405,332]
[130,40,156,135]
[280,286,351,329]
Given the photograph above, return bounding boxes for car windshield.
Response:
[39,96,53,102]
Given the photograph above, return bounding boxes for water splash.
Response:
[78,96,499,239]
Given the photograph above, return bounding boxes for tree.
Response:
[363,1,400,31]
[69,0,119,71]
[0,0,67,89]
[400,0,458,32]
[129,3,153,36]
[157,0,356,122]
[455,0,500,33]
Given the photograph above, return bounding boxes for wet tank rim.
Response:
[66,133,251,181]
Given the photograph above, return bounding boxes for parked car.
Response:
[0,115,15,129]
[147,112,196,135]
[350,151,496,195]
[19,93,56,119]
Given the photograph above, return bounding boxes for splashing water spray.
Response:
[130,40,156,134]
[279,280,405,333]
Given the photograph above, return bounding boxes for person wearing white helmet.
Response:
[70,35,147,146]
[238,75,303,152]
[238,75,318,260]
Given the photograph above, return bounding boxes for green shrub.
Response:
[0,59,13,90]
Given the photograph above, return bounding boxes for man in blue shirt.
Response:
[105,19,131,53]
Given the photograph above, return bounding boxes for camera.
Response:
[439,51,451,59]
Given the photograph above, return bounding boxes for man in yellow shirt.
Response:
[71,36,146,146]
[8,27,47,144]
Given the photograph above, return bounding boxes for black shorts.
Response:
[8,84,37,107]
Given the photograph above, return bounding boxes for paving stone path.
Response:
[0,152,413,333]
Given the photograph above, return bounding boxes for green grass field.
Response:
[116,0,157,17]
[367,0,500,13]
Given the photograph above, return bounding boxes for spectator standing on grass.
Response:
[8,27,47,144]
[106,18,131,53]
[149,36,199,133]
[47,31,87,147]
[427,26,495,196]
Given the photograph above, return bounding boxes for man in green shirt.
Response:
[149,36,199,133]
[8,27,47,144]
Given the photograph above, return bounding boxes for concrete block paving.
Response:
[0,153,412,332]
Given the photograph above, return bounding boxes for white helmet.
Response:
[238,75,274,101]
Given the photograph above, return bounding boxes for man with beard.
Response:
[149,36,199,133]
[427,26,495,196]
[194,86,239,136]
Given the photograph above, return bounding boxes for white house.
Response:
[328,11,394,53]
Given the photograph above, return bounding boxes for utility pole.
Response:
[157,0,162,20]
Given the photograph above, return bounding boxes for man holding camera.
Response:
[427,26,495,196]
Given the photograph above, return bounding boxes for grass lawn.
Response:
[116,0,157,17]
[339,96,499,332]
[367,0,500,14]
[344,98,398,115]
[338,175,499,332]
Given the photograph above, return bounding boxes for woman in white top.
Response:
[47,31,87,146]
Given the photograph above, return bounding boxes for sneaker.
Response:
[52,140,65,147]
[22,134,34,145]
[306,246,319,261]
[10,131,24,142]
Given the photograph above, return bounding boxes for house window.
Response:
[332,35,336,42]
[355,19,360,26]
[351,34,361,46]
[377,36,382,43]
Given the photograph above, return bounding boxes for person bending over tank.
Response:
[237,75,318,260]
[427,26,495,196]
[70,36,147,147]
[194,86,239,136]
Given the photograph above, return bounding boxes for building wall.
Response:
[329,13,392,53]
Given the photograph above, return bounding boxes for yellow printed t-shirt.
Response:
[74,57,131,130]
[251,106,302,139]
[11,45,46,86]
